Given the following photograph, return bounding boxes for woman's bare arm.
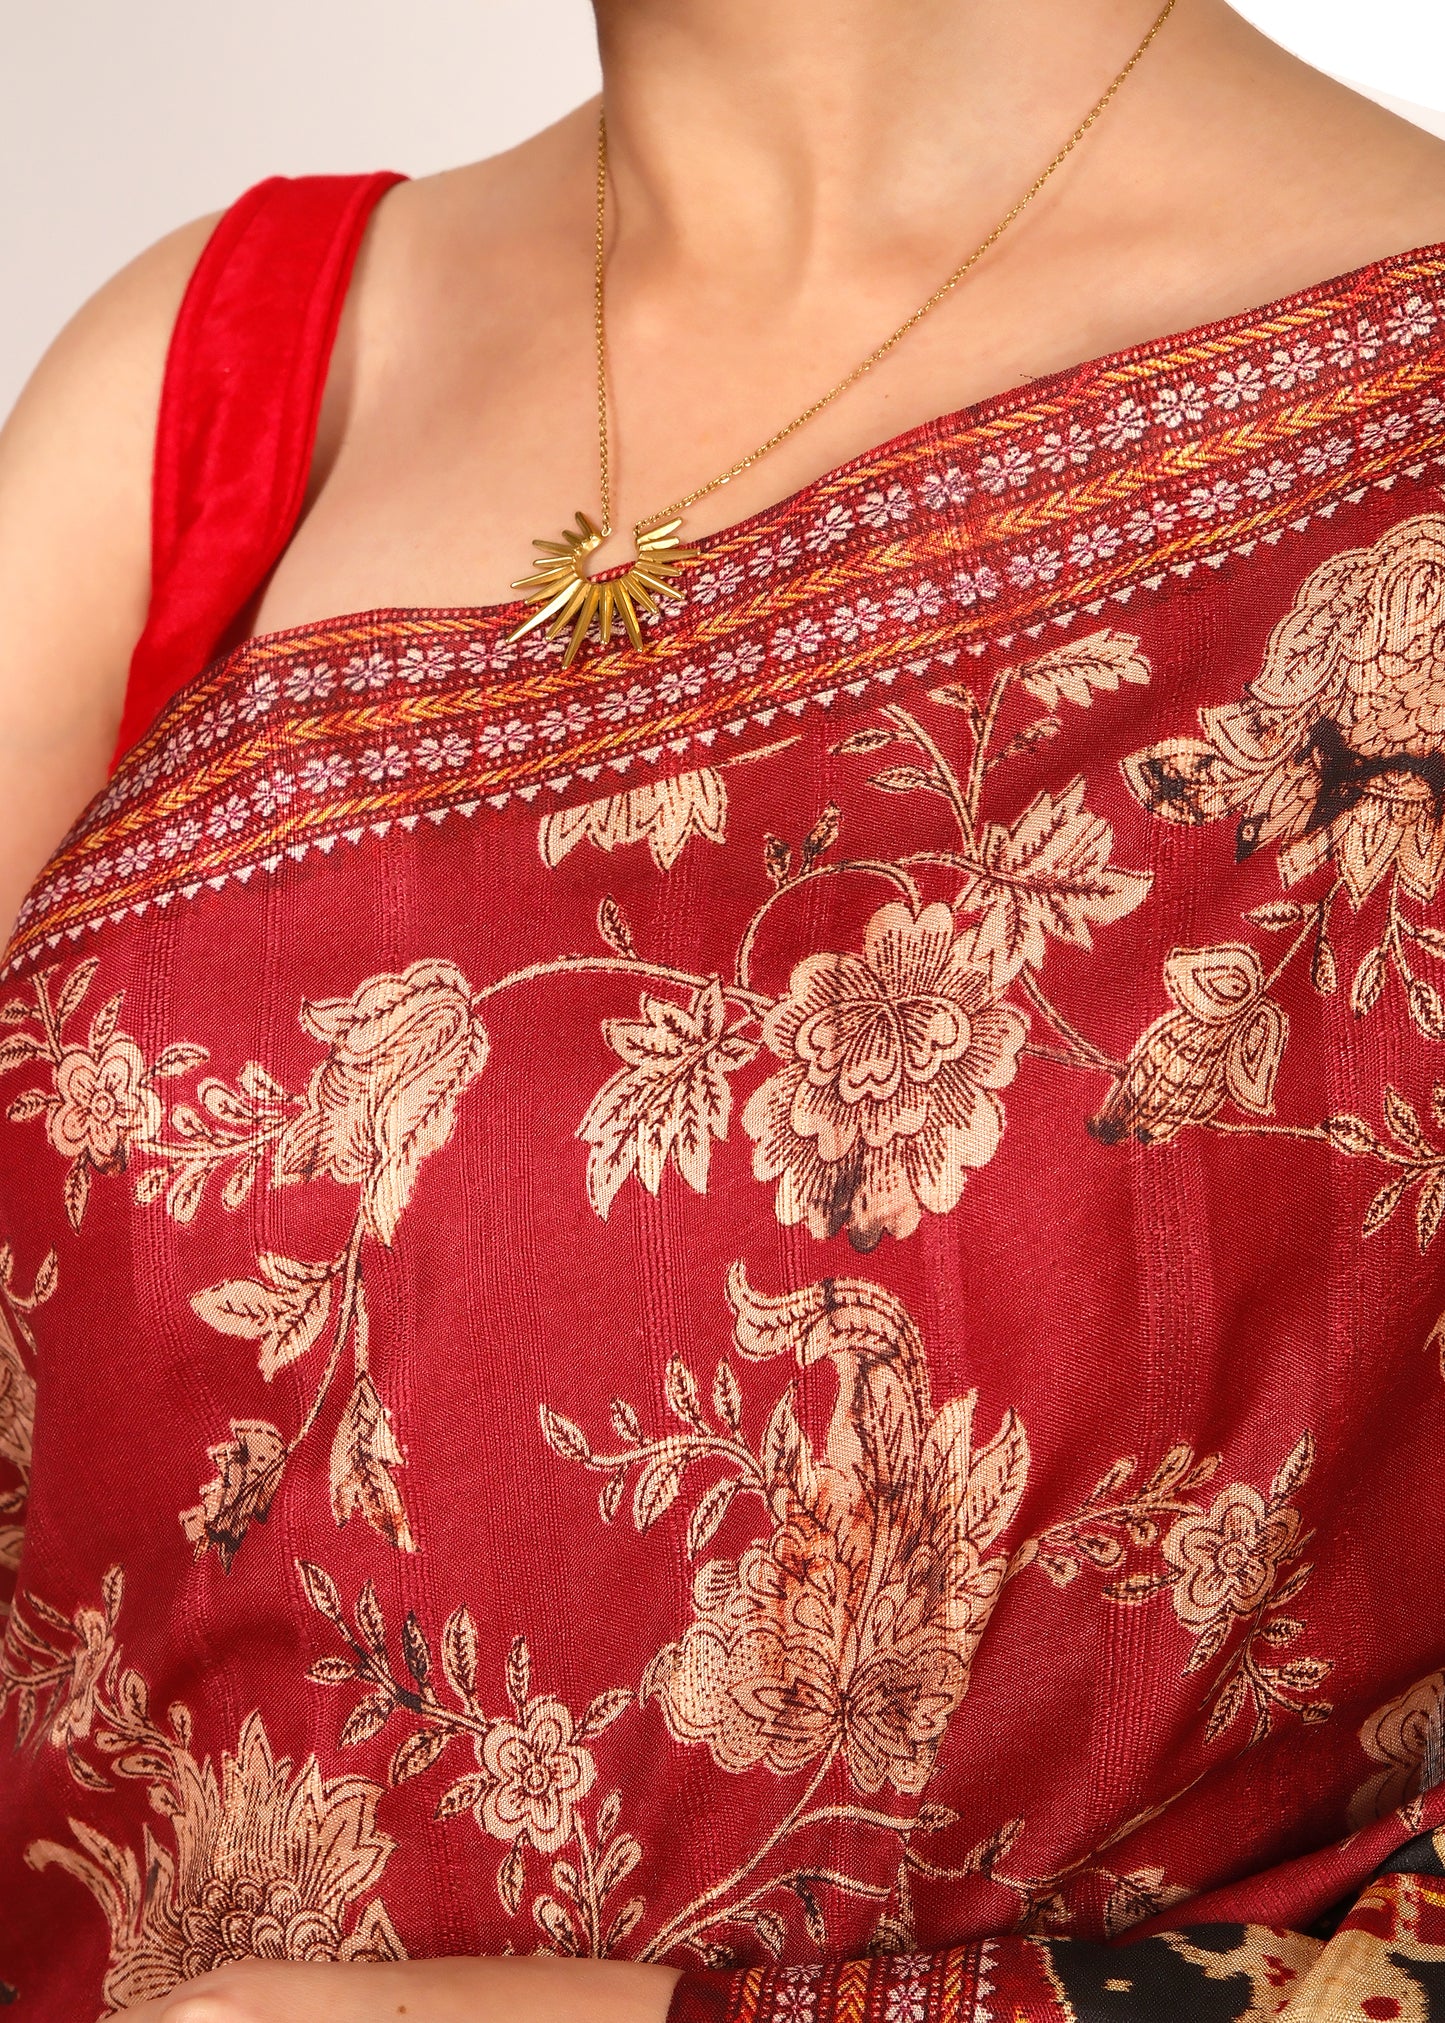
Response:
[0,213,218,946]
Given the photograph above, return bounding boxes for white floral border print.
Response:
[0,1569,405,2013]
[6,252,1445,979]
[295,1262,1329,1972]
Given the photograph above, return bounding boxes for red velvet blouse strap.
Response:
[111,170,407,770]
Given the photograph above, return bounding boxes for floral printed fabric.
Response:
[3,241,1445,2022]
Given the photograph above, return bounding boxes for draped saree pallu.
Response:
[2,176,1445,2023]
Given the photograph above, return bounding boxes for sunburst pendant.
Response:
[506,513,695,668]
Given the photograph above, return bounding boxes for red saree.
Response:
[2,174,1445,2023]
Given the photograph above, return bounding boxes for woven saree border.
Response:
[6,256,1445,977]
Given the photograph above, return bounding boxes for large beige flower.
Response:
[275,959,489,1242]
[29,1711,404,2006]
[644,1269,1028,1796]
[46,1036,162,1172]
[539,769,728,872]
[1348,1669,1445,1828]
[0,1309,34,1486]
[742,901,1028,1248]
[473,1697,597,1854]
[1122,513,1445,906]
[1162,1484,1300,1632]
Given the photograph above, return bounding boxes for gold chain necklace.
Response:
[509,0,1179,666]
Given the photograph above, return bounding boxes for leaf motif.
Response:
[1245,902,1306,931]
[594,1831,642,1898]
[597,1791,622,1845]
[712,1361,742,1434]
[580,982,756,1216]
[63,1157,92,1233]
[599,1469,627,1524]
[1311,936,1338,997]
[151,1041,209,1080]
[963,1409,1030,1550]
[1409,978,1445,1042]
[354,1581,388,1658]
[764,835,793,888]
[0,1035,45,1077]
[1184,1614,1235,1677]
[1323,1114,1385,1159]
[633,1451,687,1533]
[88,994,124,1054]
[1020,630,1151,710]
[7,1088,50,1125]
[687,1476,740,1559]
[436,1772,488,1822]
[297,1559,344,1625]
[1103,1570,1173,1606]
[330,1373,416,1553]
[664,1357,706,1431]
[605,1898,646,1953]
[539,1407,592,1465]
[339,1693,391,1749]
[390,1726,449,1787]
[1270,1432,1314,1504]
[180,1419,287,1569]
[1267,1655,1333,1694]
[1417,1170,1445,1253]
[976,776,1151,972]
[220,1162,260,1212]
[1363,1176,1409,1239]
[441,1607,479,1703]
[801,802,841,867]
[191,1259,335,1381]
[578,1687,633,1742]
[535,1895,580,1954]
[597,897,635,959]
[164,1162,209,1225]
[870,765,947,796]
[54,958,100,1030]
[507,1636,531,1713]
[402,1612,432,1687]
[0,996,29,1024]
[1384,1087,1428,1153]
[1351,948,1387,1019]
[498,1839,528,1918]
[610,1395,642,1444]
[832,726,896,758]
[307,1656,357,1685]
[751,1909,788,1959]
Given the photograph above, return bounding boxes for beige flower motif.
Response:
[1091,944,1288,1146]
[1348,1670,1445,1829]
[539,769,728,873]
[1122,513,1445,907]
[1162,1484,1301,1632]
[275,959,489,1243]
[28,1710,405,2006]
[46,1036,162,1173]
[742,901,1028,1248]
[643,1268,1029,1796]
[473,1697,598,1854]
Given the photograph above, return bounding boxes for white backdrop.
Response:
[0,0,1440,420]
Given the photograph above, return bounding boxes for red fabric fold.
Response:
[111,170,406,770]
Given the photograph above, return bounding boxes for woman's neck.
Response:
[591,0,1193,278]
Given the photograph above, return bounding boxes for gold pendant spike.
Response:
[508,513,695,668]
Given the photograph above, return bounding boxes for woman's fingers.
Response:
[106,1956,681,2023]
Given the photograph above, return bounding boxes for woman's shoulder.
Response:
[0,209,227,944]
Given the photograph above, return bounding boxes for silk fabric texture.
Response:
[2,176,1444,2022]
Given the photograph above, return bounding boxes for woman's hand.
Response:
[109,1955,681,2023]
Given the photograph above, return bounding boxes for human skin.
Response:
[0,2,1439,2018]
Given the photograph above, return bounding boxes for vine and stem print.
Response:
[0,1569,405,2011]
[0,1241,52,1607]
[300,1263,1328,1967]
